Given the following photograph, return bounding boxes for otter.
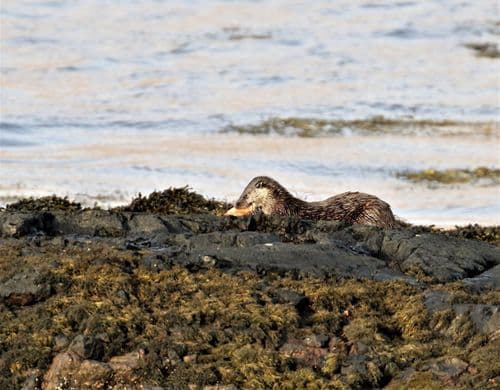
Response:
[225,176,396,228]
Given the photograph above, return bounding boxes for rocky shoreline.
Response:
[0,193,499,389]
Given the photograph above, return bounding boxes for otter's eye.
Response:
[255,181,265,189]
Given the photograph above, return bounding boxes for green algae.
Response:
[116,186,230,216]
[397,167,500,185]
[1,239,498,389]
[221,116,496,137]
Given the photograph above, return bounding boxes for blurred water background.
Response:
[1,0,499,226]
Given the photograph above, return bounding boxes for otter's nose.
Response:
[224,206,253,216]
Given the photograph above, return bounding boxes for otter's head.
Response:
[225,176,291,217]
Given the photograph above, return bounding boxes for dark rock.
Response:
[303,334,330,348]
[235,231,280,247]
[53,335,70,352]
[141,255,170,272]
[280,339,328,369]
[425,357,468,383]
[423,290,452,312]
[115,289,130,305]
[198,255,233,269]
[2,210,498,286]
[452,304,500,335]
[424,292,500,335]
[163,349,181,367]
[126,213,168,235]
[187,232,238,249]
[349,341,370,355]
[0,212,56,237]
[463,264,500,292]
[20,369,42,390]
[69,335,105,360]
[183,242,397,280]
[57,210,126,237]
[271,289,309,312]
[125,213,173,246]
[340,354,384,387]
[161,216,197,234]
[0,270,51,306]
[381,231,500,282]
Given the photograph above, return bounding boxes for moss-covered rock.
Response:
[1,193,499,388]
[0,228,499,388]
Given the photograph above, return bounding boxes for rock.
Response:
[58,210,125,237]
[423,290,452,312]
[20,369,42,390]
[43,351,81,390]
[424,293,500,336]
[126,214,168,236]
[271,289,310,313]
[183,354,198,364]
[349,341,370,356]
[53,335,70,352]
[340,355,383,387]
[109,349,145,383]
[73,360,112,389]
[381,231,500,283]
[0,212,57,237]
[42,352,112,390]
[0,270,51,306]
[463,264,500,292]
[426,357,468,383]
[69,335,105,360]
[453,304,500,335]
[280,339,328,369]
[2,210,498,285]
[303,334,330,348]
[140,255,170,272]
[183,242,398,280]
[3,205,500,389]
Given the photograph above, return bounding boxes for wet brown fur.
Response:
[235,176,396,228]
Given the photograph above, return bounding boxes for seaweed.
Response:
[221,116,496,137]
[464,42,500,59]
[5,196,82,212]
[404,224,500,246]
[1,238,498,389]
[397,167,500,185]
[116,186,230,216]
